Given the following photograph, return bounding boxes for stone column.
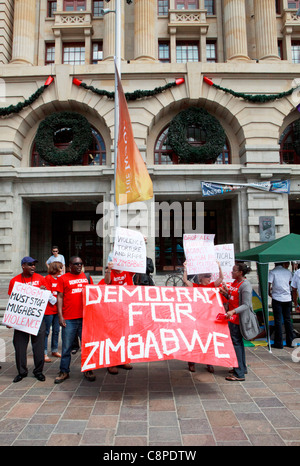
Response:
[11,0,36,65]
[134,0,156,61]
[103,0,125,61]
[254,0,280,61]
[223,0,250,61]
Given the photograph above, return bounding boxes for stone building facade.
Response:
[0,0,300,279]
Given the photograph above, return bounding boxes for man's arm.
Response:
[57,292,66,327]
[104,263,113,284]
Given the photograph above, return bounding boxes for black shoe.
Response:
[271,344,283,349]
[34,373,45,382]
[13,373,27,383]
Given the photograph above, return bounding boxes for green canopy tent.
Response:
[235,233,300,349]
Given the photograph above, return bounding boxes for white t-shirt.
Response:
[268,266,292,302]
[47,254,65,266]
[291,269,300,295]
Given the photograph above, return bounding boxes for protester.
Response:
[8,257,51,383]
[268,262,294,348]
[183,260,224,373]
[103,261,134,374]
[292,266,300,313]
[221,263,252,382]
[44,261,63,362]
[54,256,96,384]
[46,246,65,274]
[133,237,155,286]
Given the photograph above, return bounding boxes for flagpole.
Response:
[114,0,121,232]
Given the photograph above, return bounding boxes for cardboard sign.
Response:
[212,244,235,283]
[81,285,238,371]
[2,282,50,336]
[183,234,218,276]
[112,227,146,273]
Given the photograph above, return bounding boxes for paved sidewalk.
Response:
[0,322,300,446]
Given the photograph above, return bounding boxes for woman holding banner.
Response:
[183,261,224,373]
[222,263,252,382]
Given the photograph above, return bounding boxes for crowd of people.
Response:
[6,245,300,386]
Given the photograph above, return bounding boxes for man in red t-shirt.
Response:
[8,256,47,383]
[54,256,96,384]
[103,261,134,374]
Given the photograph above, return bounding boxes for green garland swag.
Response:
[0,85,48,117]
[35,111,93,166]
[167,107,226,164]
[212,83,294,103]
[77,80,180,101]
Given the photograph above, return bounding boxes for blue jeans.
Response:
[44,314,60,354]
[60,318,82,373]
[228,321,247,378]
[272,299,293,348]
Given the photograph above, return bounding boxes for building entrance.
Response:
[155,199,233,271]
[290,200,300,235]
[30,201,103,274]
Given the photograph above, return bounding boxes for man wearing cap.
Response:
[8,257,47,383]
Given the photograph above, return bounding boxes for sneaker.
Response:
[54,371,69,384]
[84,370,96,382]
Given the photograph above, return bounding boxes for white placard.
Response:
[2,283,51,336]
[211,244,235,283]
[112,227,146,273]
[183,234,218,276]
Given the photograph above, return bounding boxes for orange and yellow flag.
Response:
[115,66,153,206]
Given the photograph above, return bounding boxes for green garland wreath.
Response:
[167,107,226,163]
[35,111,93,166]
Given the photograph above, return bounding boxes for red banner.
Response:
[81,286,237,372]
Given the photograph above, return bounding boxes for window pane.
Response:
[92,42,103,63]
[206,42,216,62]
[93,0,104,16]
[63,44,85,64]
[204,0,214,15]
[292,42,300,63]
[176,42,199,62]
[158,0,169,15]
[48,1,57,17]
[45,44,55,64]
[158,42,170,62]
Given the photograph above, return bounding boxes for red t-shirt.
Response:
[109,270,134,286]
[44,274,60,315]
[226,280,244,325]
[56,272,93,320]
[8,273,46,295]
[192,282,215,288]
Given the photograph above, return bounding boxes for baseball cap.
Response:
[21,256,38,265]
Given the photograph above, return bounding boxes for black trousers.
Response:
[272,299,294,348]
[13,318,46,376]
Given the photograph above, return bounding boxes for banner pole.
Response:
[114,0,121,233]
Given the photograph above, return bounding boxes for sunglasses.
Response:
[203,274,211,278]
[72,262,83,266]
[26,262,36,266]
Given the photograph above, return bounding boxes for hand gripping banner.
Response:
[81,285,238,372]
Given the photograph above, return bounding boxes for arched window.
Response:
[279,121,300,164]
[31,126,106,167]
[154,126,230,164]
